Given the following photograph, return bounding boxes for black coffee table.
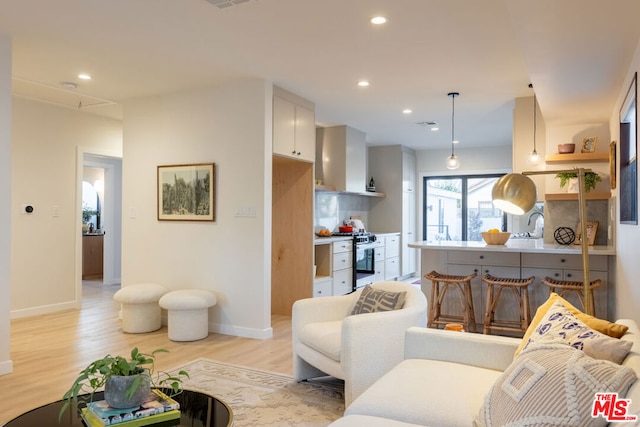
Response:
[4,389,233,427]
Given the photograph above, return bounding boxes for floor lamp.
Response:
[492,167,594,316]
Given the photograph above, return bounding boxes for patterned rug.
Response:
[168,358,345,426]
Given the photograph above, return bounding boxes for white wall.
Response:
[121,79,273,339]
[0,34,13,376]
[11,98,122,317]
[609,39,640,324]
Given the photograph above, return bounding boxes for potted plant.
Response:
[555,171,601,192]
[59,347,189,420]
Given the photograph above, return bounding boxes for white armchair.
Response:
[292,281,428,406]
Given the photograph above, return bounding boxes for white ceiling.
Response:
[1,0,639,150]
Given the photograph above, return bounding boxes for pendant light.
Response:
[527,83,540,165]
[446,92,460,170]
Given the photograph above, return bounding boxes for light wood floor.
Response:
[0,281,294,424]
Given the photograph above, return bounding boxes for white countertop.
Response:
[408,239,616,255]
[314,236,353,245]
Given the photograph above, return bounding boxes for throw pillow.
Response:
[520,300,632,364]
[474,343,638,427]
[514,292,629,357]
[350,285,407,315]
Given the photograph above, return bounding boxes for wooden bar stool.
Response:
[482,274,535,336]
[541,276,601,314]
[424,270,477,333]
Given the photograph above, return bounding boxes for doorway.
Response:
[80,152,122,291]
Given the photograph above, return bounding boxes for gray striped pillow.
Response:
[474,343,637,427]
[350,285,407,315]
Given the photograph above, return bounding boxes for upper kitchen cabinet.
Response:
[316,125,367,193]
[273,87,315,163]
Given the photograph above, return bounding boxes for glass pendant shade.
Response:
[446,154,460,170]
[491,173,537,215]
[527,149,540,165]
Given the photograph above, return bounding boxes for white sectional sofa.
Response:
[330,319,640,427]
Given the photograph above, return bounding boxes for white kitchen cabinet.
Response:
[521,253,609,320]
[402,150,416,193]
[368,146,417,278]
[446,251,521,329]
[382,233,401,280]
[374,245,385,282]
[332,240,353,295]
[313,239,353,297]
[273,94,315,162]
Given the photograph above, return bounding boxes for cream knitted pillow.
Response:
[475,343,637,427]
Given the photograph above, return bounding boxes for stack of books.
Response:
[80,389,181,427]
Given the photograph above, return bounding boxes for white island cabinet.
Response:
[409,240,615,329]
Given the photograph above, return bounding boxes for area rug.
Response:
[167,358,345,426]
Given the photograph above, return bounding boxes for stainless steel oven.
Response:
[354,234,381,290]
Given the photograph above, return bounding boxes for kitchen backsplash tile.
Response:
[314,192,371,232]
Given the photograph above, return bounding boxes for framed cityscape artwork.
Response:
[157,163,215,221]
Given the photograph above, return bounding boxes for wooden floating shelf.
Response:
[314,184,336,191]
[545,152,609,163]
[545,192,611,201]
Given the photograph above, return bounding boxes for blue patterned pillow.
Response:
[520,300,632,364]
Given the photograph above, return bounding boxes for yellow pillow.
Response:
[514,292,629,357]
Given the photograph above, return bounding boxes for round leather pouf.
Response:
[554,227,576,245]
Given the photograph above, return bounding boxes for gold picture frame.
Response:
[574,220,598,246]
[610,141,617,190]
[157,163,215,221]
[581,136,598,153]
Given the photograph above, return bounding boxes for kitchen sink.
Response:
[510,232,542,239]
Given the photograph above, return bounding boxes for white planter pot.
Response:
[566,177,579,193]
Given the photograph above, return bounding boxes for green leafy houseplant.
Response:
[555,171,601,192]
[59,348,189,420]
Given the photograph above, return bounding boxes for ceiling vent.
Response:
[206,0,252,9]
[416,121,438,127]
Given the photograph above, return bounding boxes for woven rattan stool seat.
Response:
[424,270,478,332]
[482,274,535,336]
[541,276,601,313]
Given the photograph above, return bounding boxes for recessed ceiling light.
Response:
[78,74,92,80]
[453,140,460,144]
[371,16,387,25]
[402,109,412,114]
[431,126,439,131]
[358,80,370,87]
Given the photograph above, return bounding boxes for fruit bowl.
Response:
[481,231,511,245]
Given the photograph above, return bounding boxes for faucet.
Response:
[527,211,543,226]
[527,212,544,238]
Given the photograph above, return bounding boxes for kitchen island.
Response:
[409,239,615,328]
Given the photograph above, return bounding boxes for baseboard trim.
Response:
[10,300,80,319]
[0,359,14,376]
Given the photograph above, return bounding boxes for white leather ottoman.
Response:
[113,283,168,333]
[159,289,217,341]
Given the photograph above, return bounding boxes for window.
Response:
[423,174,506,241]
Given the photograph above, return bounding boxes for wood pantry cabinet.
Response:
[82,234,104,279]
[272,89,315,162]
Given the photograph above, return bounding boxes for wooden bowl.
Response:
[481,232,511,245]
